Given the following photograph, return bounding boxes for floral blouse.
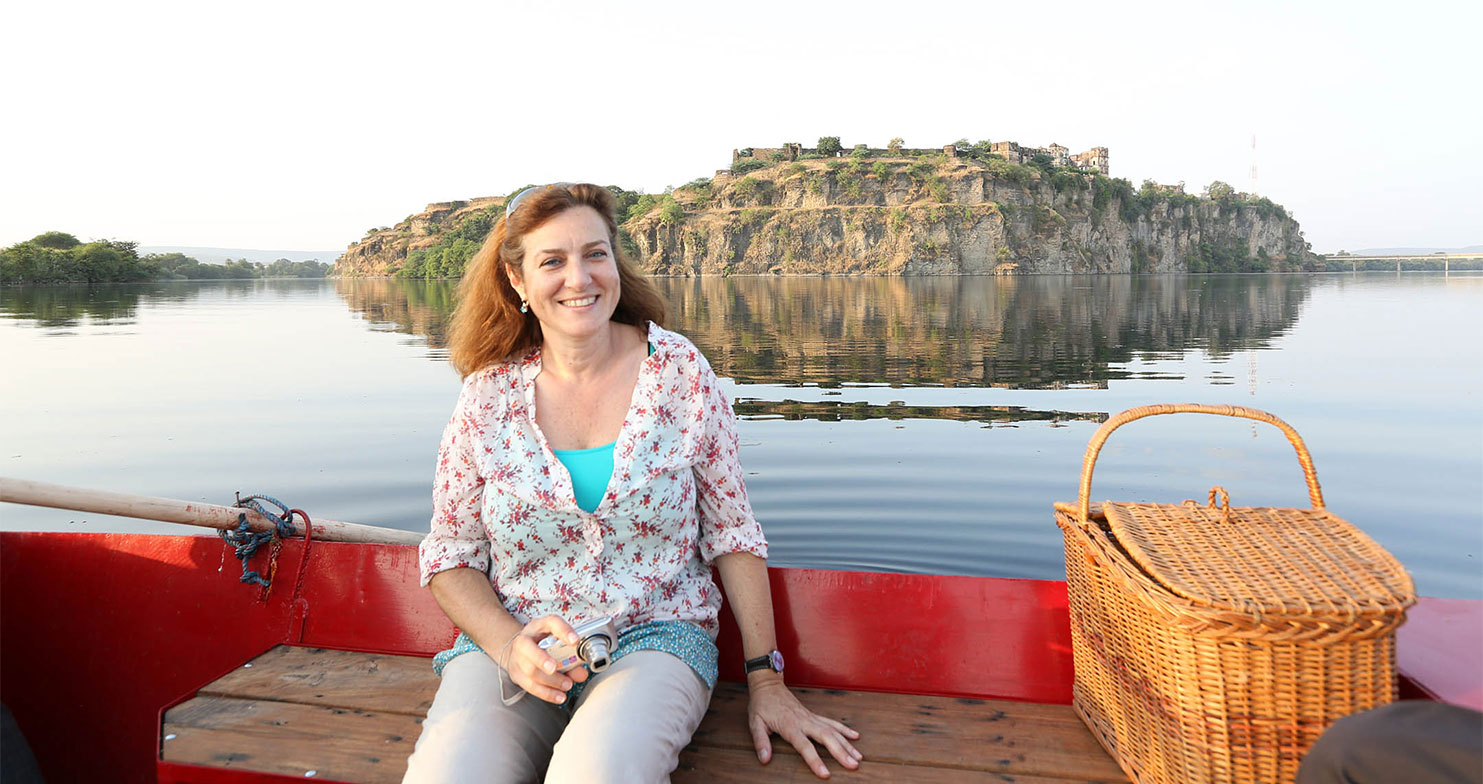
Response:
[418,322,768,637]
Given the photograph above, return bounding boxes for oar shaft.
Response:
[0,477,424,546]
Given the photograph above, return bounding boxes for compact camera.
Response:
[538,616,617,673]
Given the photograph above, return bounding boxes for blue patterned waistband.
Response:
[432,619,718,691]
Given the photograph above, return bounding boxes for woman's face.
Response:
[509,205,621,342]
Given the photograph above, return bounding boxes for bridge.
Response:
[1321,252,1482,272]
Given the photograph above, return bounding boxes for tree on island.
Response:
[33,231,82,250]
[1206,180,1236,202]
[0,233,159,284]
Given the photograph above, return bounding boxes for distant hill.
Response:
[1351,245,1483,255]
[138,246,339,265]
[337,161,1314,277]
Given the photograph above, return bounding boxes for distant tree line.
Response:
[1,232,330,284]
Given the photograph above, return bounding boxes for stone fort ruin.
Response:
[733,139,1110,176]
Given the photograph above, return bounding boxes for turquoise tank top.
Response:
[552,441,615,513]
[551,343,651,514]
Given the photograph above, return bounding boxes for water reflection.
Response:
[3,276,1309,386]
[2,274,1478,598]
[0,280,327,331]
[734,399,1106,425]
[329,275,1312,388]
[333,279,455,359]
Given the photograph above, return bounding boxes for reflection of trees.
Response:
[0,283,197,328]
[333,279,458,355]
[327,275,1311,389]
[662,275,1310,388]
[0,280,347,330]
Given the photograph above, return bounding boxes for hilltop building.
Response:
[733,139,1110,176]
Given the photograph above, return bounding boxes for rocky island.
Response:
[332,139,1318,277]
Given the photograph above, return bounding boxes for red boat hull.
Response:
[2,531,1477,784]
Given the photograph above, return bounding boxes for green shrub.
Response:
[871,161,889,178]
[817,136,842,156]
[889,209,907,234]
[1052,170,1088,192]
[740,207,774,226]
[733,177,761,200]
[927,177,950,203]
[731,159,766,174]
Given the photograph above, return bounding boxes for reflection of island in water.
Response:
[331,274,1311,388]
[0,284,168,331]
[0,280,322,332]
[733,399,1106,425]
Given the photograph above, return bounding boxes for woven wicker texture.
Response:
[1054,404,1416,784]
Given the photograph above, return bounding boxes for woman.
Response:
[403,183,862,783]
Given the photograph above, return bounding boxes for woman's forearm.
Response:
[713,552,783,686]
[428,567,524,653]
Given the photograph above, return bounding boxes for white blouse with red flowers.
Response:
[418,322,768,637]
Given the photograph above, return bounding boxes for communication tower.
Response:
[1249,134,1259,196]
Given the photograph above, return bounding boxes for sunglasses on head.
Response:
[503,182,574,222]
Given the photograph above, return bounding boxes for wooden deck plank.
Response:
[693,682,1129,781]
[199,645,439,716]
[163,646,1127,783]
[162,695,419,784]
[676,747,1124,783]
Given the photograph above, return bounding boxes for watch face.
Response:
[769,650,785,672]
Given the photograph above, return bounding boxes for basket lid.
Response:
[1100,494,1415,618]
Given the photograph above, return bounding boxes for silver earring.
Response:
[519,299,528,314]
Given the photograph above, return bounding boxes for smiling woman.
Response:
[405,183,862,783]
[447,184,664,376]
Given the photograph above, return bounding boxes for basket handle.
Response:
[1076,404,1325,523]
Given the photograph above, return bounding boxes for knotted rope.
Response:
[222,493,303,591]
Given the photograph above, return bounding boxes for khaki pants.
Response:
[403,650,712,784]
[1297,701,1482,784]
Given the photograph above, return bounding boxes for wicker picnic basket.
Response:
[1053,404,1415,784]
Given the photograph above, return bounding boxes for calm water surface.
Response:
[3,273,1480,599]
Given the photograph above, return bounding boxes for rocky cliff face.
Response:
[334,197,503,277]
[626,158,1314,275]
[333,156,1314,277]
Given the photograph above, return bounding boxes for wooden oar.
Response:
[0,477,425,546]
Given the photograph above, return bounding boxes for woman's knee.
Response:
[1298,701,1483,784]
[544,653,711,784]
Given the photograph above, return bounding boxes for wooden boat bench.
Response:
[159,645,1130,783]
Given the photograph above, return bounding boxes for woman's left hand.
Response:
[747,678,863,778]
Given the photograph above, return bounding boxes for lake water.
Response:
[3,273,1480,599]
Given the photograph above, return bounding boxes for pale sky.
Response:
[2,0,1478,254]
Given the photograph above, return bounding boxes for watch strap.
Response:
[744,650,784,674]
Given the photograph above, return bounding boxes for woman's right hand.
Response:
[495,615,591,704]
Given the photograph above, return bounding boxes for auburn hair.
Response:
[448,183,666,377]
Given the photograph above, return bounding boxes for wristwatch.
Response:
[744,649,785,675]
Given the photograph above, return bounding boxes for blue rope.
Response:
[222,493,298,587]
